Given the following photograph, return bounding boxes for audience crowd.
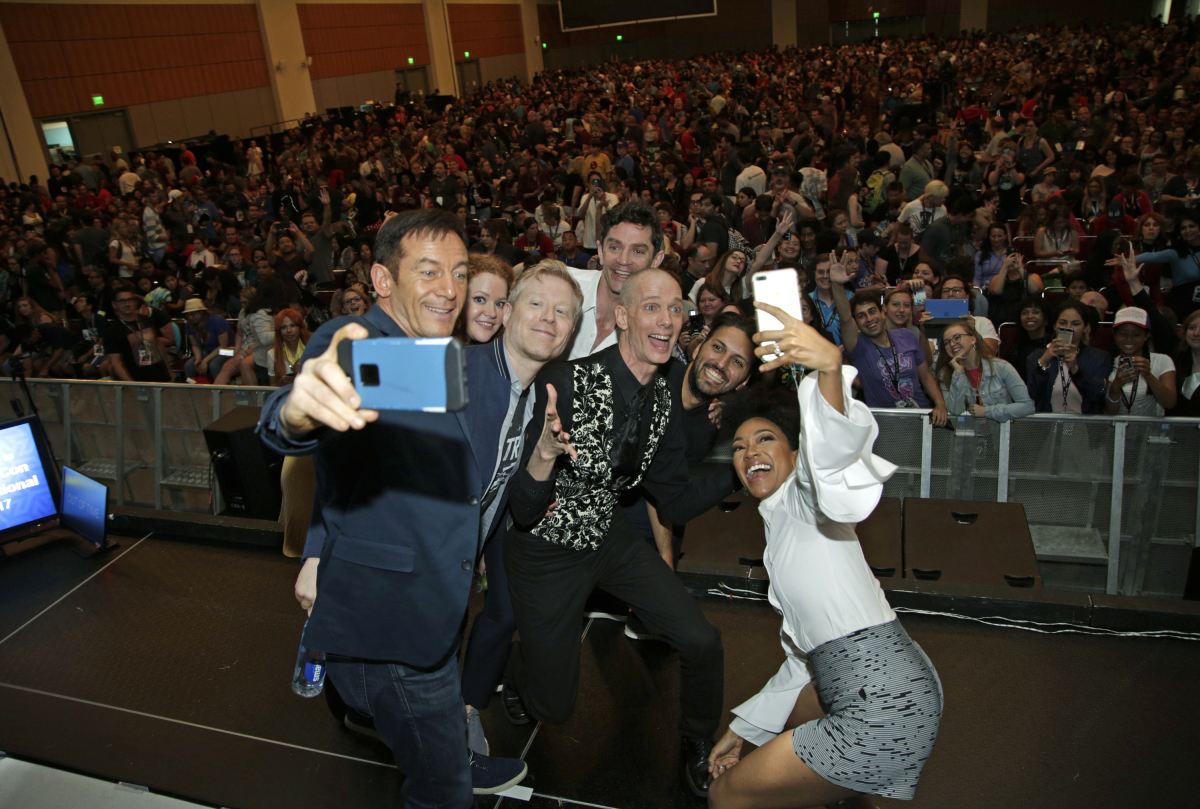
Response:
[1,16,1198,415]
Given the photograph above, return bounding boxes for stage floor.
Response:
[0,533,1197,809]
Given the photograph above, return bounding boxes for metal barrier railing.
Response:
[2,378,1196,599]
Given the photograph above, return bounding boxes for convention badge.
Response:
[895,397,919,409]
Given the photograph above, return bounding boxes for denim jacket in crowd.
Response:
[942,357,1036,422]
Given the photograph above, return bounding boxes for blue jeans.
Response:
[326,651,472,809]
[184,354,229,380]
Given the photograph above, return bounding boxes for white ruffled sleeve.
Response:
[729,636,812,746]
[793,368,897,524]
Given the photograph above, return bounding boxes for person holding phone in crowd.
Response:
[1026,300,1113,413]
[1103,307,1177,417]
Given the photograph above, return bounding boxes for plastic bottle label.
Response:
[304,660,324,684]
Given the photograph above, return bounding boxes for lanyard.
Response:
[873,334,904,395]
[1058,360,1072,411]
[1118,359,1140,413]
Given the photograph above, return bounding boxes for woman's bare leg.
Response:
[711,684,879,809]
[708,730,859,809]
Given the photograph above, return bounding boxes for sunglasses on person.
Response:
[343,295,363,305]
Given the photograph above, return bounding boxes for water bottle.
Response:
[291,621,326,698]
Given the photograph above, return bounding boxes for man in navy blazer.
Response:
[257,212,579,807]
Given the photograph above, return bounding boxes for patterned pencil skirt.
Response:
[791,619,942,800]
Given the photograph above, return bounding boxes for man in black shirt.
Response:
[504,269,738,798]
[102,285,174,383]
[427,160,463,210]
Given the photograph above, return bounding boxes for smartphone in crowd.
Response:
[338,337,468,412]
[1057,327,1075,346]
[752,269,802,362]
[1119,357,1134,374]
[913,287,927,307]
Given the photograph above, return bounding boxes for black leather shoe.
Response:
[682,737,713,797]
[500,681,531,726]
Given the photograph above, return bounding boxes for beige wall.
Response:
[126,85,277,147]
[477,51,525,85]
[311,69,397,112]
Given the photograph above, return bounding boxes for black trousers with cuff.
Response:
[503,512,723,741]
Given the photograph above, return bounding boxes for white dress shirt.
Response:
[566,267,612,360]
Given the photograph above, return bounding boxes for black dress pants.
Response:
[504,514,723,741]
[460,530,516,709]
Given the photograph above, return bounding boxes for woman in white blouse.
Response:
[708,304,942,808]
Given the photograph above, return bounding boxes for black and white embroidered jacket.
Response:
[509,344,739,551]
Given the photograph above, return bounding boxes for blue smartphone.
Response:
[924,299,970,320]
[337,337,468,412]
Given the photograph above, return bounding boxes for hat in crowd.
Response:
[168,189,183,201]
[616,140,628,149]
[1043,165,1057,174]
[182,298,208,315]
[1113,307,1149,330]
[771,165,790,176]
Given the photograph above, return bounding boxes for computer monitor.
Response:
[0,416,61,545]
[61,466,109,550]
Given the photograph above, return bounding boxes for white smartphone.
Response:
[752,269,803,362]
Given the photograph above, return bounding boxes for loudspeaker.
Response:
[203,407,283,521]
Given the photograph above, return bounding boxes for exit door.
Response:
[394,67,430,98]
[456,60,481,96]
[66,110,133,162]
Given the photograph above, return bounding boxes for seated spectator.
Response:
[877,220,921,282]
[828,258,948,425]
[1026,300,1113,414]
[9,323,82,379]
[470,219,526,266]
[1006,296,1054,382]
[1103,307,1177,417]
[348,240,375,289]
[213,286,258,386]
[897,180,948,244]
[975,223,1012,290]
[1127,210,1200,320]
[556,230,590,269]
[14,296,54,329]
[182,298,232,383]
[1089,200,1137,238]
[1077,178,1109,222]
[936,320,1034,422]
[232,280,281,387]
[513,219,556,260]
[1035,206,1080,261]
[330,283,372,319]
[935,275,999,352]
[691,248,751,304]
[455,254,514,345]
[200,267,243,316]
[1113,173,1152,220]
[1062,271,1090,301]
[1029,166,1061,204]
[808,253,843,346]
[1171,310,1200,417]
[267,308,310,386]
[187,236,219,276]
